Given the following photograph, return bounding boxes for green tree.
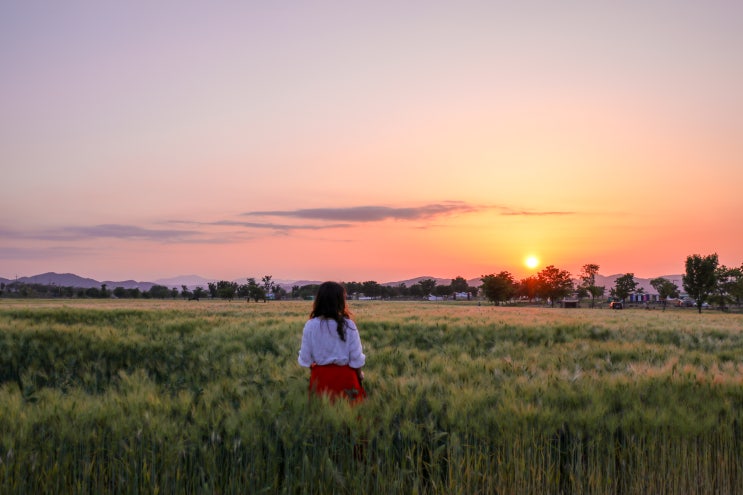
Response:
[85,287,100,298]
[298,284,319,299]
[343,282,362,297]
[650,277,680,311]
[216,280,238,301]
[579,264,604,308]
[481,271,516,305]
[416,279,437,298]
[272,285,288,300]
[451,276,469,293]
[395,283,409,298]
[683,253,719,313]
[362,281,382,299]
[207,282,218,299]
[246,278,267,302]
[728,264,743,307]
[710,265,740,311]
[261,275,274,297]
[409,283,423,298]
[536,265,573,307]
[148,285,171,299]
[516,276,539,302]
[180,285,193,300]
[434,284,453,299]
[611,273,639,303]
[193,287,206,300]
[237,283,250,300]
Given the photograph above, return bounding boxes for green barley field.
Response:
[1,299,742,494]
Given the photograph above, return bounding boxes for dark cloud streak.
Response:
[0,246,96,259]
[246,202,575,222]
[246,202,478,222]
[208,220,352,230]
[65,224,196,240]
[8,224,207,243]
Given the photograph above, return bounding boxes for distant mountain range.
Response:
[0,272,157,291]
[0,272,459,292]
[1,271,683,295]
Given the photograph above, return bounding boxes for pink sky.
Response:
[2,1,742,283]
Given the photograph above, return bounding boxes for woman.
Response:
[298,281,366,403]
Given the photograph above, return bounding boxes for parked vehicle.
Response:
[676,298,710,308]
[609,301,623,309]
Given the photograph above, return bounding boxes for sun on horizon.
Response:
[525,256,540,270]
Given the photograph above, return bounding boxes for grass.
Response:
[1,298,742,493]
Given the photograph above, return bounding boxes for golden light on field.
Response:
[525,256,540,270]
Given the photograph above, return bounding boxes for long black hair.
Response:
[310,281,352,341]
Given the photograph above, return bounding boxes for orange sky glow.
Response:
[1,2,741,284]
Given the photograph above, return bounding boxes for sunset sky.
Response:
[2,1,742,284]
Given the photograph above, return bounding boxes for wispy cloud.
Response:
[246,202,479,222]
[0,245,97,259]
[63,224,197,241]
[4,224,209,243]
[245,202,575,223]
[207,220,352,231]
[0,201,578,249]
[499,208,575,216]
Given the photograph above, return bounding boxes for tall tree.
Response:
[536,265,573,307]
[395,283,409,298]
[516,276,539,302]
[148,285,171,299]
[417,279,437,298]
[217,280,238,301]
[612,273,639,303]
[434,284,453,299]
[409,283,423,298]
[728,264,743,307]
[360,281,381,299]
[193,287,206,300]
[683,253,719,313]
[343,282,363,297]
[579,263,604,308]
[180,285,193,300]
[261,275,274,296]
[650,277,680,311]
[710,265,741,311]
[246,278,267,302]
[481,271,516,305]
[450,276,469,293]
[272,285,288,300]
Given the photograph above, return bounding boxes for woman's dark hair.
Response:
[310,281,352,341]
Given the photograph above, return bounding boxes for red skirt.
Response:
[309,364,366,403]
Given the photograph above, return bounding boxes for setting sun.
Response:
[525,256,540,270]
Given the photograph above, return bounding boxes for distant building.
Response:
[561,297,580,308]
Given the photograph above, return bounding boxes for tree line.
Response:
[2,253,740,311]
[478,254,743,312]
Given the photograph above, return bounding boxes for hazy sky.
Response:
[2,1,742,283]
